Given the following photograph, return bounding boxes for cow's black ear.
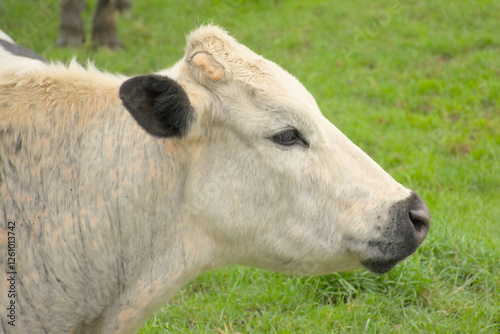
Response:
[119,74,194,138]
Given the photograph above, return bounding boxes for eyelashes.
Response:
[269,129,309,148]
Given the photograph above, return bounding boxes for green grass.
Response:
[3,0,499,332]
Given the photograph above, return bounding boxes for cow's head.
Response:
[119,25,430,275]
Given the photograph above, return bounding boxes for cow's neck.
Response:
[76,111,221,333]
[0,66,220,333]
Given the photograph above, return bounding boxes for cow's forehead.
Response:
[185,25,268,85]
[183,25,321,121]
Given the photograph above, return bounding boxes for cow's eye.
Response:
[270,129,309,148]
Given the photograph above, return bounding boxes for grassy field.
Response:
[2,0,499,332]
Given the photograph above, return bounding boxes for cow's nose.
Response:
[408,196,431,245]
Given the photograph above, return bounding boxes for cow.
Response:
[57,0,130,48]
[0,25,430,333]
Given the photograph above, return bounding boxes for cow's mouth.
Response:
[361,258,404,274]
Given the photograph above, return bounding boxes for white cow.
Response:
[0,25,430,333]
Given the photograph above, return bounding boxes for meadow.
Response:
[2,0,499,332]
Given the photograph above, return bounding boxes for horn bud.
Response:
[191,52,225,81]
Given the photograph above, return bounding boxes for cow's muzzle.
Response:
[361,192,431,274]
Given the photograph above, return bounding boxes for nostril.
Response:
[409,204,431,242]
[409,210,428,232]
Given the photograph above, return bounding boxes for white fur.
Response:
[0,30,47,76]
[0,25,424,334]
[0,29,14,43]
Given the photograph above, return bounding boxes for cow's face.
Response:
[120,25,430,275]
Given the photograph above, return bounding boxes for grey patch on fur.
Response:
[0,39,48,63]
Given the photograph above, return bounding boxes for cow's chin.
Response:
[361,258,405,274]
